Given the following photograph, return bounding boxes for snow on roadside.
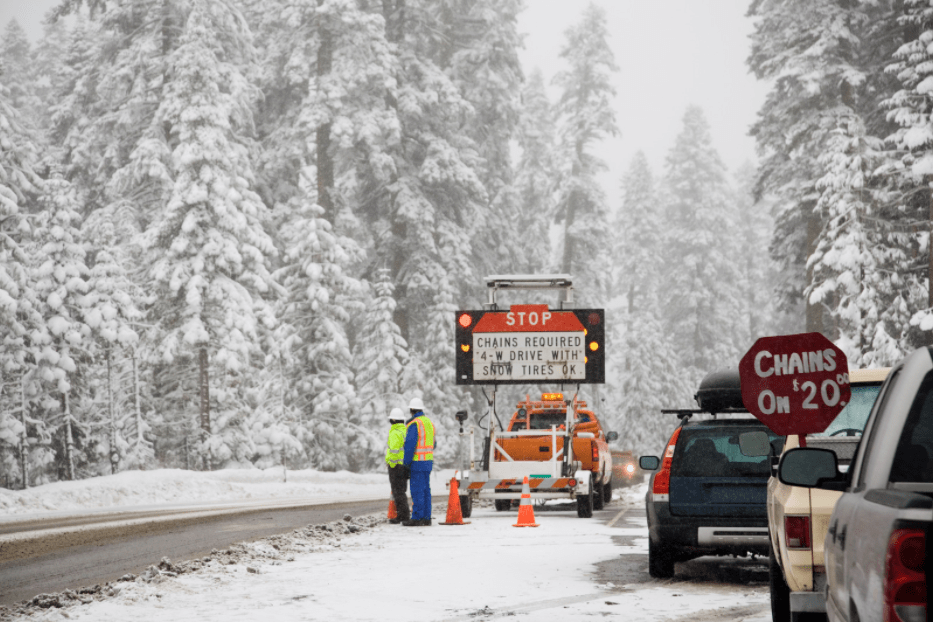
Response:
[0,468,394,517]
[1,482,770,622]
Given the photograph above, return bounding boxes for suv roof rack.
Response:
[661,408,750,421]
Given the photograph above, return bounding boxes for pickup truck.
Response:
[495,393,616,516]
[779,349,931,622]
[760,368,888,622]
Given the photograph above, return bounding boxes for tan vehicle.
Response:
[762,368,889,622]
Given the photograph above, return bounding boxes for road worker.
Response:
[385,407,410,524]
[402,397,435,526]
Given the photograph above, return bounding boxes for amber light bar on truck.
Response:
[541,393,564,401]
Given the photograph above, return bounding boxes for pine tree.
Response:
[351,272,409,470]
[513,70,557,273]
[885,0,933,354]
[147,0,275,469]
[660,106,746,378]
[552,3,618,304]
[30,175,95,481]
[0,74,45,488]
[748,0,903,340]
[607,152,693,455]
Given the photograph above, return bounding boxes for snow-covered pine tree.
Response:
[808,113,907,366]
[0,73,46,488]
[0,20,42,127]
[30,174,96,481]
[552,3,618,305]
[272,188,363,472]
[513,70,557,273]
[659,106,746,379]
[147,0,275,469]
[885,0,933,354]
[81,207,144,471]
[351,271,409,471]
[443,0,524,276]
[607,152,694,455]
[748,0,903,340]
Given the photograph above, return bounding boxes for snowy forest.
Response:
[1,0,933,488]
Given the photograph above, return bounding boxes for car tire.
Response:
[593,477,605,510]
[648,538,675,579]
[769,544,791,622]
[494,499,510,512]
[576,475,594,518]
[459,494,472,518]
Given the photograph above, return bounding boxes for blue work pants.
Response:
[409,469,432,520]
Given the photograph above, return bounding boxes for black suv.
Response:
[639,370,783,578]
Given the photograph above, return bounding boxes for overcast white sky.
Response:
[1,0,766,204]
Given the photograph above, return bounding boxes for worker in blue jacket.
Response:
[402,397,435,526]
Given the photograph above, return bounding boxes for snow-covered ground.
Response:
[0,471,772,622]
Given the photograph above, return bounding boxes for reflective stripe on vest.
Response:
[408,415,435,462]
[385,424,406,467]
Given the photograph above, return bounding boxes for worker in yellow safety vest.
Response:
[385,407,410,524]
[402,397,435,526]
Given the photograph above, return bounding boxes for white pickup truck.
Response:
[778,348,931,622]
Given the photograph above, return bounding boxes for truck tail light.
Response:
[785,516,811,549]
[592,443,599,462]
[652,427,682,496]
[885,529,926,622]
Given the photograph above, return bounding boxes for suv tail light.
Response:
[885,529,926,622]
[652,427,682,496]
[785,515,811,549]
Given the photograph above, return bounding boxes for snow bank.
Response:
[0,468,391,517]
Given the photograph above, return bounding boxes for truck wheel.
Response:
[494,499,510,512]
[603,480,612,504]
[769,544,791,622]
[459,494,472,518]
[593,477,605,510]
[576,475,594,518]
[648,538,675,578]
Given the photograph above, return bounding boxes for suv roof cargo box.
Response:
[694,369,744,413]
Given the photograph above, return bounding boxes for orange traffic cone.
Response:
[387,499,398,520]
[513,476,539,527]
[440,477,471,525]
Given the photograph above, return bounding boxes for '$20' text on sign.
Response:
[738,332,851,436]
[472,304,586,382]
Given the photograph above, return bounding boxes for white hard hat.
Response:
[409,397,425,411]
[388,407,404,421]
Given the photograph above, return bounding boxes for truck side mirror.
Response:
[640,455,660,471]
[778,448,845,490]
[606,431,619,442]
[739,431,771,457]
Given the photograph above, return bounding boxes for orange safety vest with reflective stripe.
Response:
[407,415,435,462]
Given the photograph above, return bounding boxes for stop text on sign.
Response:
[739,333,851,436]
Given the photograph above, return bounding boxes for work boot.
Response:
[388,517,403,524]
[402,519,420,526]
[419,518,433,526]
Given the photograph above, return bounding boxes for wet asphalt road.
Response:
[0,498,391,606]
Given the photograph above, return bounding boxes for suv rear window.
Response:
[672,427,783,477]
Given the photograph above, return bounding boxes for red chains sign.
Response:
[738,332,851,436]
